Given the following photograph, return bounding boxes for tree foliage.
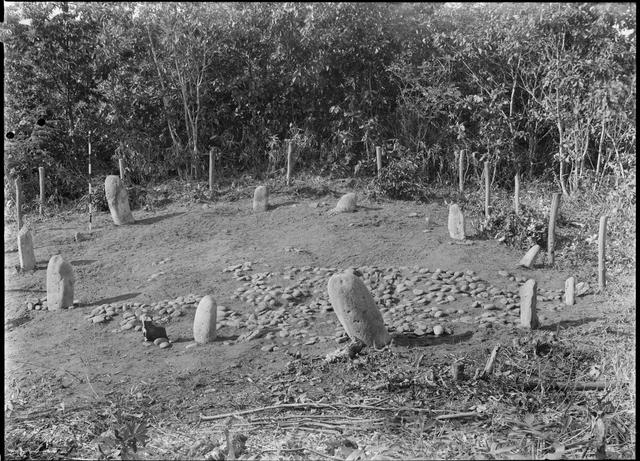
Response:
[2,2,635,204]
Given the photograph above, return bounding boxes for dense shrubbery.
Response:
[2,2,635,209]
[480,206,549,251]
[374,158,429,202]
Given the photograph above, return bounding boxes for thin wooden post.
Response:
[15,178,23,229]
[598,216,607,292]
[484,161,490,219]
[209,150,215,192]
[458,150,464,193]
[286,141,293,186]
[119,158,125,180]
[514,171,520,215]
[88,132,92,232]
[39,167,45,215]
[547,192,561,264]
[376,146,383,178]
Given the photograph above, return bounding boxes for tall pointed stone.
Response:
[519,279,539,329]
[518,244,541,268]
[564,277,576,306]
[105,175,135,225]
[193,295,217,343]
[327,271,391,348]
[46,254,75,310]
[253,186,269,212]
[447,204,465,240]
[17,225,36,271]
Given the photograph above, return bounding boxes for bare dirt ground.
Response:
[4,181,635,460]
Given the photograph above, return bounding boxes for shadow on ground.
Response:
[5,288,46,294]
[70,259,97,266]
[88,292,141,306]
[540,316,600,331]
[134,212,185,225]
[392,330,474,347]
[269,201,298,210]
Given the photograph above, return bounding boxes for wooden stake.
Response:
[477,344,501,379]
[376,146,383,178]
[547,192,561,264]
[514,171,520,215]
[209,150,215,192]
[39,167,45,215]
[119,158,124,180]
[458,150,464,193]
[598,216,607,292]
[88,133,92,232]
[484,161,490,219]
[286,141,293,186]
[15,178,23,230]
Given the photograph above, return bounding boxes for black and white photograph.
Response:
[3,2,636,459]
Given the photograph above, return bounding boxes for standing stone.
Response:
[253,186,269,212]
[518,244,541,268]
[564,276,576,306]
[193,295,217,343]
[104,175,135,225]
[519,279,539,329]
[334,193,357,213]
[447,204,465,240]
[17,225,36,271]
[46,254,75,310]
[327,271,391,348]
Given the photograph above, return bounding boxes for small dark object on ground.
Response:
[142,320,168,342]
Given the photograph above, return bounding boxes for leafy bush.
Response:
[373,157,429,201]
[480,205,548,250]
[89,176,110,212]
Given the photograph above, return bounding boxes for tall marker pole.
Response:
[88,131,93,232]
[39,167,45,215]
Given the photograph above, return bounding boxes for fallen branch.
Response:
[435,411,481,421]
[520,381,617,391]
[200,402,433,421]
[479,344,501,379]
[259,448,342,461]
[10,359,84,382]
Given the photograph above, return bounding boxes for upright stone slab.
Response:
[253,186,269,212]
[519,279,539,329]
[104,175,134,225]
[17,225,36,271]
[335,193,357,213]
[447,204,465,240]
[193,295,217,343]
[46,254,75,310]
[518,244,540,268]
[564,276,576,306]
[327,271,391,348]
